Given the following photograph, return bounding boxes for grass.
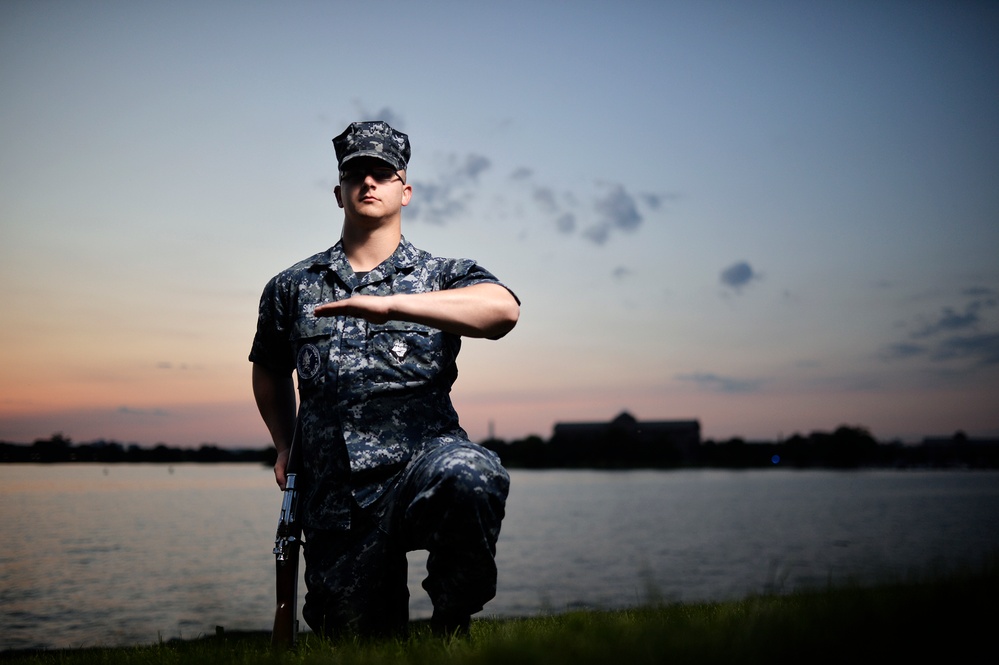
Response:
[3,562,995,665]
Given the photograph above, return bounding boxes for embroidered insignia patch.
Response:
[297,344,321,380]
[391,339,408,359]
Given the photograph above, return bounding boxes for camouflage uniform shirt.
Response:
[250,237,513,530]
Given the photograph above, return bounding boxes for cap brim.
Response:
[340,151,403,171]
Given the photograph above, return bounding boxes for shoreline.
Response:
[3,563,996,661]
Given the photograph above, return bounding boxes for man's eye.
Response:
[340,169,398,183]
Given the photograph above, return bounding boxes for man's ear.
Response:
[401,183,413,207]
[334,185,344,208]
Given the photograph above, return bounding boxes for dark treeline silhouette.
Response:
[3,427,998,469]
[480,426,999,470]
[0,433,276,465]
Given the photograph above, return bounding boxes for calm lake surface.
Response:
[2,464,998,651]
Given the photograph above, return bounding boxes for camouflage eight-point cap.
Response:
[333,121,411,171]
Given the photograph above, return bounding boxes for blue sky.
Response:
[2,0,997,447]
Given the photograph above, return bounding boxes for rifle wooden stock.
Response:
[271,425,303,649]
[271,507,300,648]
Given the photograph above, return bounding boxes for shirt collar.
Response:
[307,236,419,283]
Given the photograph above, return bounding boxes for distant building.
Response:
[550,411,701,467]
[920,432,999,468]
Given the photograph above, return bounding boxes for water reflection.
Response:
[1,465,997,651]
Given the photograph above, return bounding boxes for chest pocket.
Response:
[291,316,333,385]
[367,321,444,385]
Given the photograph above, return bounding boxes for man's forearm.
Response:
[252,363,297,453]
[386,283,519,338]
[315,283,520,339]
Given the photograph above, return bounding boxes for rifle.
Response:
[271,422,303,648]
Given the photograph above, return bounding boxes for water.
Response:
[1,465,997,651]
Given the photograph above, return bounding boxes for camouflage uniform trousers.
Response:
[301,441,510,638]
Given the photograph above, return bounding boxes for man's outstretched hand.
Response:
[313,284,519,339]
[314,295,392,324]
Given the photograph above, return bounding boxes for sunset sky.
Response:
[2,1,997,448]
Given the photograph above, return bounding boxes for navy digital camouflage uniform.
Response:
[250,236,512,637]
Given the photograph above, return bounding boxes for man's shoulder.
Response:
[395,237,468,270]
[395,236,432,263]
[271,246,338,281]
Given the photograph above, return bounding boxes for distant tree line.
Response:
[479,426,999,470]
[0,433,275,465]
[3,427,997,469]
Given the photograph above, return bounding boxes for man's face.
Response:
[334,157,411,220]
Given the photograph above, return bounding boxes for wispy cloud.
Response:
[881,286,999,367]
[458,154,491,181]
[911,291,997,338]
[676,372,764,394]
[555,212,576,234]
[720,261,761,292]
[963,286,999,300]
[155,361,198,371]
[532,186,558,214]
[911,307,979,338]
[879,342,926,361]
[581,223,611,245]
[641,193,672,210]
[370,130,672,237]
[408,181,466,224]
[612,266,631,280]
[117,406,170,417]
[513,170,668,245]
[581,184,643,244]
[350,103,406,131]
[931,333,999,365]
[407,153,493,225]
